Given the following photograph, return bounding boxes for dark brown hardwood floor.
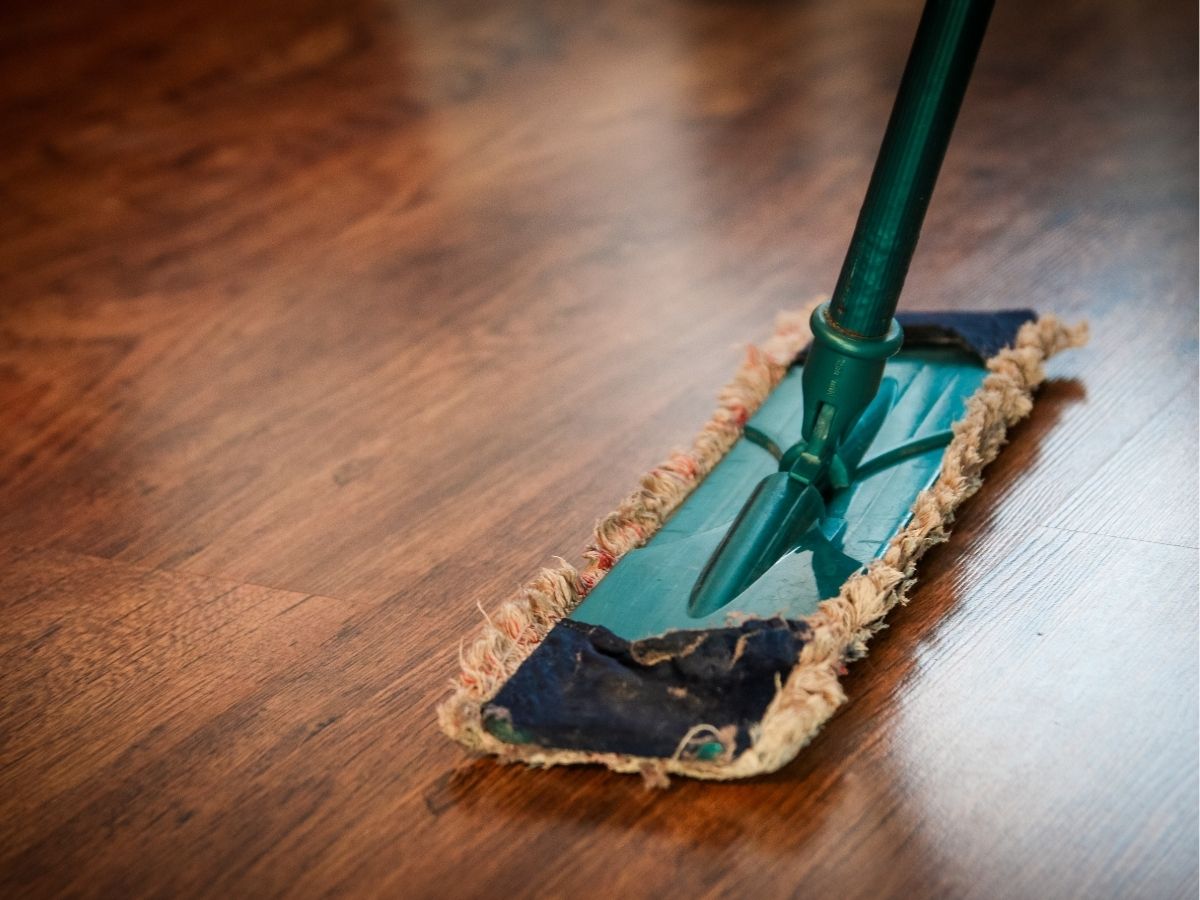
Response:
[1,0,1196,896]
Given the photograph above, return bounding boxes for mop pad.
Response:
[437,305,1086,784]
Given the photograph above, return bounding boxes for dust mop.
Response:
[438,0,1086,783]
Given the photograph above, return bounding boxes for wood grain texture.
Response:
[0,0,1195,896]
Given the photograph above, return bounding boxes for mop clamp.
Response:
[687,306,905,618]
[789,303,904,490]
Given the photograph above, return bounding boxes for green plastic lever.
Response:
[689,0,995,615]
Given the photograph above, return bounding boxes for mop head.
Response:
[437,304,1087,785]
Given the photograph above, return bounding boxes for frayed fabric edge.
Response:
[436,304,1089,786]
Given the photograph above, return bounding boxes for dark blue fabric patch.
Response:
[896,308,1036,360]
[484,618,809,759]
[794,308,1035,364]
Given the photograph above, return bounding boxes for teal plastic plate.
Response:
[571,346,986,641]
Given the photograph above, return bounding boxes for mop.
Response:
[438,0,1087,784]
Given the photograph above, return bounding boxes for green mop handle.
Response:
[796,0,995,484]
[831,0,995,338]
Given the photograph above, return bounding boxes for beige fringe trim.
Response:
[437,306,1088,785]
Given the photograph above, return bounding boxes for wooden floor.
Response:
[1,0,1196,896]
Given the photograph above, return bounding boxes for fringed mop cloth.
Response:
[438,304,1087,786]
